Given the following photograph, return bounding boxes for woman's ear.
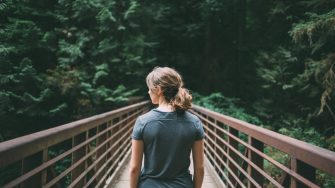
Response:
[156,86,163,95]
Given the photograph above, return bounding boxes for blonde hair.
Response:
[146,67,192,111]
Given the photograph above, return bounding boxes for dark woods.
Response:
[0,0,334,152]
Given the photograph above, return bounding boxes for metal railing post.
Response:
[110,117,120,174]
[228,127,238,188]
[214,119,218,173]
[248,137,263,188]
[71,132,87,188]
[97,123,107,183]
[21,152,42,188]
[291,157,316,188]
[41,149,48,186]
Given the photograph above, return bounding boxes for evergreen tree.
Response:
[0,0,155,140]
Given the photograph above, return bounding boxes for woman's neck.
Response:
[157,102,175,112]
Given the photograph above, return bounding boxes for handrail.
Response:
[0,101,149,168]
[191,104,335,187]
[1,101,334,188]
[0,101,150,188]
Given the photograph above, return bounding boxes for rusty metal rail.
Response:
[0,101,150,188]
[1,101,335,188]
[190,105,335,188]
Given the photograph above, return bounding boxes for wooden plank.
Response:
[204,156,227,188]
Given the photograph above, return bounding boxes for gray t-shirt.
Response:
[132,108,205,188]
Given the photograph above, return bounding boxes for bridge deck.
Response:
[111,157,221,188]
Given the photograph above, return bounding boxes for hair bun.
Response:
[171,87,192,111]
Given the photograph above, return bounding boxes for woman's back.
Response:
[132,109,204,187]
[130,67,204,188]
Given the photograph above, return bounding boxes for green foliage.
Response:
[253,47,316,130]
[1,0,334,186]
[289,8,335,117]
[0,0,155,139]
[290,9,335,121]
[317,172,335,188]
[256,47,298,90]
[263,147,289,184]
[290,9,335,46]
[48,149,72,187]
[279,126,325,147]
[253,45,334,153]
[193,92,262,125]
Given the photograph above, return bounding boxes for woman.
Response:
[130,67,205,188]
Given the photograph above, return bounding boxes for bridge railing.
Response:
[191,105,335,188]
[0,101,150,188]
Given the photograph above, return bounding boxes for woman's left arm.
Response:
[129,140,144,188]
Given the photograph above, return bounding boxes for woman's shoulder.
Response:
[183,111,201,122]
[137,109,160,122]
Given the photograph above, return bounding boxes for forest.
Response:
[1,0,334,151]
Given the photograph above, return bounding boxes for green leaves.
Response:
[290,9,335,45]
[93,64,109,85]
[124,1,139,19]
[279,126,325,147]
[0,45,15,56]
[289,8,335,117]
[5,18,42,45]
[97,7,116,26]
[193,92,262,125]
[105,85,138,103]
[255,47,298,90]
[0,1,7,11]
[95,39,118,55]
[58,40,84,66]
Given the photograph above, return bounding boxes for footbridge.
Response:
[0,101,334,188]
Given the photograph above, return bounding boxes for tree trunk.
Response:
[234,0,247,96]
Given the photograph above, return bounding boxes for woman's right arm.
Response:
[130,140,144,188]
[192,139,204,188]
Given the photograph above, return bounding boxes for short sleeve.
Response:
[194,118,205,140]
[132,116,144,140]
